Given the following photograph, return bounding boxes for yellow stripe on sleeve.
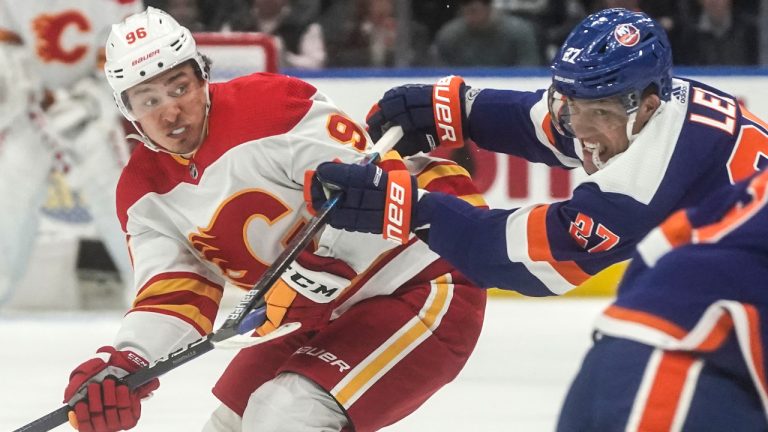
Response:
[133,277,223,306]
[416,164,470,189]
[458,193,487,207]
[132,304,215,334]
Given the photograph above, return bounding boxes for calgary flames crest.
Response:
[33,10,91,63]
[189,189,291,287]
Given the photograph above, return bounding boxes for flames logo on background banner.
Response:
[614,23,640,47]
[189,189,291,287]
[33,11,91,63]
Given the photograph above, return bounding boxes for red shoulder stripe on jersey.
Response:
[527,205,591,285]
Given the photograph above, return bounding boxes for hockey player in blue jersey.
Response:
[307,8,768,296]
[557,169,768,431]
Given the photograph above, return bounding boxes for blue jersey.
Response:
[421,78,768,295]
[591,170,768,415]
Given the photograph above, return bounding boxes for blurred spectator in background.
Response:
[493,0,585,62]
[323,0,430,67]
[229,0,326,69]
[164,0,205,31]
[434,0,542,66]
[201,0,326,69]
[588,0,683,61]
[413,0,460,41]
[676,0,758,65]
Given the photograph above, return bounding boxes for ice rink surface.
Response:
[1,298,611,431]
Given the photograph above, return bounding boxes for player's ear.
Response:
[640,93,661,116]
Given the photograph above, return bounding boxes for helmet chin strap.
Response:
[127,81,211,156]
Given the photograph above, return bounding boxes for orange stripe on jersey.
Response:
[659,210,693,248]
[637,352,697,432]
[742,105,768,130]
[333,274,453,408]
[745,305,768,395]
[527,205,591,285]
[695,313,733,352]
[541,112,556,145]
[604,305,687,339]
[695,170,768,243]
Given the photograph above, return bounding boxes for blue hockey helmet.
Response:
[550,8,673,102]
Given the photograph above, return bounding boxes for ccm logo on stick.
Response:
[433,75,465,148]
[383,171,412,244]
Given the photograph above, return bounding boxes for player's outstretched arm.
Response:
[308,157,532,292]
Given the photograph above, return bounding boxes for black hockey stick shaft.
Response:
[13,126,403,432]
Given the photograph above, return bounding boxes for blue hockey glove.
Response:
[307,162,420,244]
[366,76,470,157]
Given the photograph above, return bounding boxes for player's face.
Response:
[125,63,208,155]
[567,97,631,172]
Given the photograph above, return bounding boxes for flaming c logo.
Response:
[189,189,291,287]
[32,10,91,63]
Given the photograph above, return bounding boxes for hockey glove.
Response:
[63,346,159,432]
[307,161,421,244]
[366,75,469,157]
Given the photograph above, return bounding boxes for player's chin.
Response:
[163,136,198,154]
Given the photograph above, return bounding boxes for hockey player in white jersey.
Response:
[60,7,486,432]
[0,0,141,306]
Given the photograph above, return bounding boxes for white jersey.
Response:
[112,73,487,361]
[0,0,141,88]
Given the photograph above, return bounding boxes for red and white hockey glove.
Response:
[366,75,469,157]
[63,346,159,432]
[256,250,356,336]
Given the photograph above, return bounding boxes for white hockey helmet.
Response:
[104,7,209,121]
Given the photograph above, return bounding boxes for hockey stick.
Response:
[13,125,404,432]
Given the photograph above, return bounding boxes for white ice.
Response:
[1,298,610,431]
